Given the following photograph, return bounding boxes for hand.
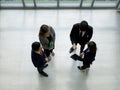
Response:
[72,43,77,50]
[45,58,51,62]
[51,51,55,56]
[79,52,84,57]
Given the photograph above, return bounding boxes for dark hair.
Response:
[80,20,88,31]
[32,41,40,51]
[39,24,49,36]
[88,41,97,53]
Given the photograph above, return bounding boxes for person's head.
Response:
[80,20,88,31]
[87,41,97,53]
[32,41,42,51]
[39,24,50,37]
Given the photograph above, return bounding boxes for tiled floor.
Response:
[0,10,120,90]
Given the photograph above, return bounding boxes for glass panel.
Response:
[0,0,23,7]
[94,0,118,7]
[24,0,34,7]
[59,0,80,7]
[82,0,93,7]
[36,0,57,7]
[117,1,120,9]
[118,5,120,9]
[0,0,119,8]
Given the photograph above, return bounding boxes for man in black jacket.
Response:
[70,20,93,54]
[31,41,50,77]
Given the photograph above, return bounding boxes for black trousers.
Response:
[78,57,90,69]
[44,49,53,57]
[37,66,45,73]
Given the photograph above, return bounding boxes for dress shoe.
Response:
[69,47,74,53]
[77,66,86,70]
[40,71,48,77]
[43,64,48,68]
[77,66,90,70]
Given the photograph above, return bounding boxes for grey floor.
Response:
[0,9,120,90]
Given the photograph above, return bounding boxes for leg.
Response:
[78,62,90,70]
[69,47,74,53]
[81,64,90,70]
[50,49,55,56]
[37,67,43,74]
[37,67,48,77]
[69,43,77,53]
[44,49,51,57]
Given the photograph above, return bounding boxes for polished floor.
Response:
[0,10,120,90]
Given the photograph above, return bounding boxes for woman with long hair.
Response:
[77,41,97,70]
[38,24,56,60]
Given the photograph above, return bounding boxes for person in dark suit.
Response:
[71,41,97,70]
[78,41,97,70]
[31,41,50,77]
[70,20,93,54]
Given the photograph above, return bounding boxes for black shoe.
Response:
[69,47,74,53]
[77,66,81,70]
[40,71,48,77]
[77,66,86,70]
[43,64,48,68]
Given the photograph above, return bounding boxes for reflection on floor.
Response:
[0,10,120,90]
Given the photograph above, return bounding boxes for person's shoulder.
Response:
[88,25,93,30]
[32,50,39,56]
[49,26,55,32]
[48,25,54,30]
[73,23,80,27]
[49,25,52,29]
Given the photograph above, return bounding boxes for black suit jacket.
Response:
[31,50,46,68]
[70,23,93,45]
[82,49,96,65]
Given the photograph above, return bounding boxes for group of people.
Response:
[31,20,97,77]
